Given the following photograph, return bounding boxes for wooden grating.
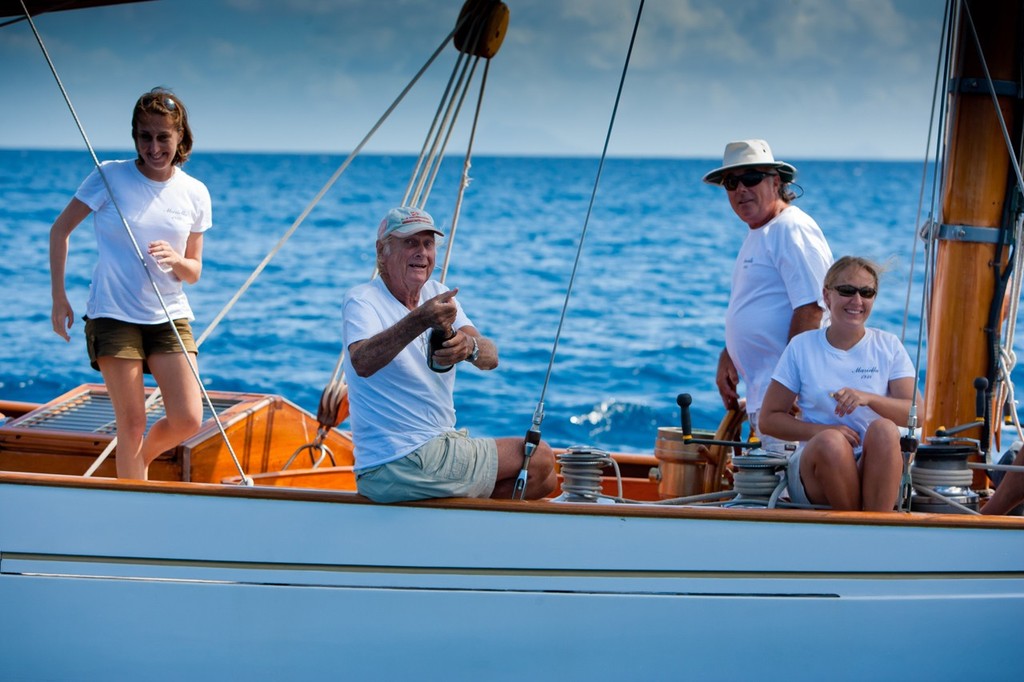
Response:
[11,388,242,435]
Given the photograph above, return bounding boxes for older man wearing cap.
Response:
[342,205,556,503]
[703,140,833,445]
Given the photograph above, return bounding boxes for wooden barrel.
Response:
[653,427,719,500]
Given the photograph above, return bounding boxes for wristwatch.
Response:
[468,336,480,363]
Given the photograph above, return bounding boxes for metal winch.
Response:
[910,443,980,513]
[551,445,620,504]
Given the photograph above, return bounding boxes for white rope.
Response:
[418,59,480,209]
[968,461,1024,473]
[556,448,623,501]
[911,466,974,488]
[402,52,465,207]
[406,52,474,208]
[994,207,1024,446]
[402,15,486,210]
[441,60,490,284]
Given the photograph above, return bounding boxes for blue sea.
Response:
[0,149,961,452]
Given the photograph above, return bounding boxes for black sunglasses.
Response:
[832,284,877,299]
[722,170,776,191]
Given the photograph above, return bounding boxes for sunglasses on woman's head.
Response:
[722,170,776,191]
[832,284,877,299]
[141,95,176,111]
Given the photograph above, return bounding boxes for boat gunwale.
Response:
[2,469,1022,530]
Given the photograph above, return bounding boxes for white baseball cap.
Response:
[377,206,444,239]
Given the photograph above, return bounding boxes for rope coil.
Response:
[555,447,622,502]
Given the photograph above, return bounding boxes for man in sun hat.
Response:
[703,139,833,446]
[341,206,556,503]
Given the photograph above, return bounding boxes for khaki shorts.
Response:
[84,316,197,374]
[356,430,498,503]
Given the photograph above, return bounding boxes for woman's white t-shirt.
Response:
[75,159,212,324]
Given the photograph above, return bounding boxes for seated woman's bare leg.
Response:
[859,418,902,512]
[800,429,860,510]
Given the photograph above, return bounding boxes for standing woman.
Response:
[758,256,921,511]
[49,88,212,480]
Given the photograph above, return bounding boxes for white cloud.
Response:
[0,0,946,158]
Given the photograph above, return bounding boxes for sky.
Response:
[1,0,946,160]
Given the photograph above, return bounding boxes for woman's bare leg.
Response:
[98,357,148,480]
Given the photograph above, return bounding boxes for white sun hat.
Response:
[702,139,798,185]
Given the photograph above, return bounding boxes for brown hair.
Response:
[778,179,798,203]
[131,88,193,165]
[824,255,882,289]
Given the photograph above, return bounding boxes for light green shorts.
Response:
[356,430,498,503]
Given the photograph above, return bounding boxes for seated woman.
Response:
[758,256,921,512]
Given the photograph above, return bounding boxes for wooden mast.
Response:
[925,0,1023,484]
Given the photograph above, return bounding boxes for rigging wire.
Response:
[529,0,645,418]
[511,0,646,499]
[403,55,467,207]
[18,0,250,482]
[401,16,486,210]
[418,56,480,210]
[902,0,956,438]
[404,25,483,209]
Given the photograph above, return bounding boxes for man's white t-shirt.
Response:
[342,277,472,470]
[725,205,832,415]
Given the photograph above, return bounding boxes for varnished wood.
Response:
[0,399,41,420]
[0,385,355,483]
[925,0,1022,489]
[183,394,354,483]
[0,450,179,479]
[222,465,357,490]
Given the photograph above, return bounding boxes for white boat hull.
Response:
[2,475,1022,680]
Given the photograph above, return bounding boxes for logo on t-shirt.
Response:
[854,366,880,380]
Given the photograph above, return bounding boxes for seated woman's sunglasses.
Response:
[832,284,877,299]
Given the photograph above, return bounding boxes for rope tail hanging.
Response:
[512,0,646,499]
[292,0,508,470]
